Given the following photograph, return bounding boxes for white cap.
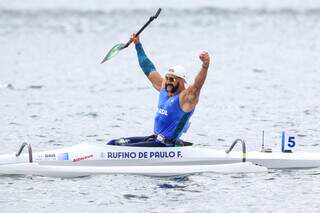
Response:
[166,65,188,84]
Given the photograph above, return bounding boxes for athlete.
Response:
[108,33,210,147]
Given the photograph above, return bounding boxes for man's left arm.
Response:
[180,51,210,112]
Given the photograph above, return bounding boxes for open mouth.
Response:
[165,84,174,91]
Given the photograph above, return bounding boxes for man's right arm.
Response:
[132,34,163,91]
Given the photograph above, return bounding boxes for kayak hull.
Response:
[0,143,319,177]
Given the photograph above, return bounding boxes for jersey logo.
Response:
[158,108,168,116]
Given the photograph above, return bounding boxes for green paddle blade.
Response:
[101,43,125,64]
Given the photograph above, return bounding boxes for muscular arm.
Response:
[134,41,163,91]
[180,51,210,112]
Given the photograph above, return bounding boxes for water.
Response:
[1,0,320,212]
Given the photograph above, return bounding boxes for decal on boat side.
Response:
[73,154,94,162]
[35,153,56,160]
[57,153,69,160]
[100,151,183,159]
[45,153,56,160]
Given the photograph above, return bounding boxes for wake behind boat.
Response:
[0,139,319,178]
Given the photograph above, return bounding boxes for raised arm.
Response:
[180,51,210,112]
[131,34,163,91]
[193,51,210,91]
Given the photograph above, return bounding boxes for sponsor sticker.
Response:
[58,153,69,160]
[73,154,94,162]
[44,153,56,160]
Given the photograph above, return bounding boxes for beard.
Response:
[165,82,179,93]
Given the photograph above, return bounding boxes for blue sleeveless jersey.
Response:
[154,88,194,140]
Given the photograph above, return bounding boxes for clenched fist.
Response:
[199,51,210,69]
[130,33,140,44]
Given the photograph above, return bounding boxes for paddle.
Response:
[100,8,162,64]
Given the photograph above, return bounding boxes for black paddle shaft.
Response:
[123,8,161,48]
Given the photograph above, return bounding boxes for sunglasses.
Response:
[165,76,179,82]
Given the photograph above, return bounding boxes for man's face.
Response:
[165,74,181,93]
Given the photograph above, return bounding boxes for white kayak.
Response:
[0,139,319,177]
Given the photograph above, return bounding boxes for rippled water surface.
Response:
[1,0,320,212]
